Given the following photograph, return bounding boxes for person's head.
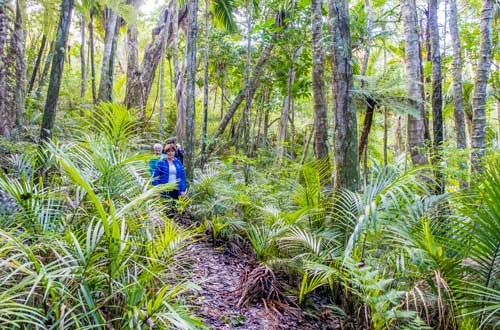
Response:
[153,143,163,155]
[166,137,176,145]
[164,143,176,160]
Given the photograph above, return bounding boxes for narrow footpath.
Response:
[174,214,338,330]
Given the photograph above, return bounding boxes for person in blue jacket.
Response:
[149,143,164,177]
[152,143,186,199]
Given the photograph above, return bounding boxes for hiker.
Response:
[163,137,185,164]
[152,143,186,199]
[149,143,164,177]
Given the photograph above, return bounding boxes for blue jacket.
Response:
[152,158,186,193]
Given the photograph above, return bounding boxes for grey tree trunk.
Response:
[0,2,15,137]
[97,8,119,102]
[242,0,253,158]
[176,64,187,143]
[159,25,167,140]
[470,0,494,173]
[311,0,329,160]
[89,7,96,103]
[200,0,210,167]
[277,48,300,160]
[28,34,46,94]
[124,20,143,110]
[14,0,26,130]
[329,0,359,192]
[401,0,428,166]
[80,14,85,98]
[185,0,198,183]
[40,0,74,141]
[447,0,466,150]
[429,0,444,193]
[35,40,54,98]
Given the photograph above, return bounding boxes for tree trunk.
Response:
[200,0,210,168]
[358,98,376,159]
[124,0,144,111]
[242,0,253,160]
[14,0,26,130]
[97,8,119,102]
[470,0,494,173]
[311,0,329,160]
[35,40,54,98]
[159,25,166,141]
[383,106,388,167]
[448,0,466,150]
[277,47,300,160]
[80,14,85,98]
[429,0,444,193]
[0,3,15,137]
[89,7,96,103]
[40,0,74,141]
[176,64,187,143]
[401,0,428,166]
[184,0,198,183]
[28,34,46,94]
[329,0,359,192]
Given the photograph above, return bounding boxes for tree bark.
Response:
[89,7,96,103]
[0,3,15,137]
[40,0,74,141]
[401,0,428,166]
[97,8,119,102]
[124,0,144,111]
[448,0,466,150]
[242,0,253,160]
[329,0,359,192]
[159,25,167,141]
[35,40,54,98]
[80,14,86,98]
[184,0,198,183]
[28,34,46,94]
[470,0,494,173]
[311,0,329,160]
[14,0,26,130]
[277,48,300,160]
[429,0,444,193]
[200,0,210,167]
[358,97,376,159]
[176,63,187,142]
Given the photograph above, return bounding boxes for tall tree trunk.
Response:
[0,2,15,137]
[97,8,119,102]
[329,0,359,192]
[401,0,428,166]
[124,1,144,110]
[429,0,444,193]
[448,0,466,150]
[14,0,26,130]
[89,7,96,103]
[470,0,494,173]
[184,0,198,183]
[383,106,388,167]
[358,98,376,159]
[277,48,300,160]
[36,40,54,98]
[242,0,253,159]
[159,25,167,140]
[80,14,85,98]
[40,0,74,141]
[311,0,329,160]
[176,64,187,142]
[200,0,210,167]
[28,34,46,94]
[172,0,179,84]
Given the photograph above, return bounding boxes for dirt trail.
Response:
[183,237,322,330]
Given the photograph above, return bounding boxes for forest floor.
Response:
[173,212,340,330]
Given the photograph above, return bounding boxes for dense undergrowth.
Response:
[189,156,500,329]
[0,104,499,329]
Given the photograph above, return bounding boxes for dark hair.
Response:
[166,137,176,144]
[164,143,176,152]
